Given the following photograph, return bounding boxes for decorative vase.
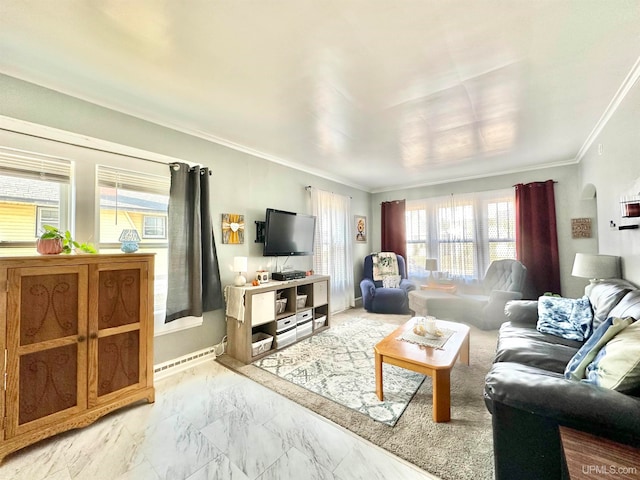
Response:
[120,241,139,253]
[36,238,63,255]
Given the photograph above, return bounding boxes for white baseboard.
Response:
[153,346,217,381]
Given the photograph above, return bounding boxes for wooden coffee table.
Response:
[374,318,470,422]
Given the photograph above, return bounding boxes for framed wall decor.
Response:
[571,217,592,239]
[222,213,245,244]
[355,215,367,243]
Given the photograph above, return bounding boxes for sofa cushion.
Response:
[495,324,581,373]
[585,320,640,393]
[607,290,640,321]
[587,279,636,329]
[564,317,634,381]
[537,296,593,341]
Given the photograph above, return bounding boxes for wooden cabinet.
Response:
[0,254,155,463]
[226,275,330,364]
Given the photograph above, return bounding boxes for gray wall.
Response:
[2,72,636,364]
[0,74,371,364]
[579,81,640,285]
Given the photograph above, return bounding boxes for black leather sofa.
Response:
[484,280,640,479]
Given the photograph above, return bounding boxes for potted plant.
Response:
[37,225,97,255]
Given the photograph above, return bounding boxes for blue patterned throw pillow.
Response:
[565,317,634,380]
[537,295,593,341]
[584,320,640,392]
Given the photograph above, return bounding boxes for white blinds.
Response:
[0,146,72,182]
[97,165,170,194]
[406,188,515,279]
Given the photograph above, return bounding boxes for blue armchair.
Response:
[360,254,416,314]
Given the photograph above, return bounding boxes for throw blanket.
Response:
[224,285,245,322]
[372,252,399,281]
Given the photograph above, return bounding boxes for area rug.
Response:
[253,318,425,426]
[217,309,497,480]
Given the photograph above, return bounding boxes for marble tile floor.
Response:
[0,358,439,480]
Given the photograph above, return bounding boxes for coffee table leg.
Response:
[432,369,451,422]
[375,351,383,401]
[459,332,470,366]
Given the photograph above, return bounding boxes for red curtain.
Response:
[515,180,560,298]
[381,200,406,260]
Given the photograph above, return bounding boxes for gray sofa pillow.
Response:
[588,280,635,329]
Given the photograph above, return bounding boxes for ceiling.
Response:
[1,1,639,192]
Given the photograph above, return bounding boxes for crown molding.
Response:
[370,158,579,194]
[0,73,370,193]
[575,55,640,163]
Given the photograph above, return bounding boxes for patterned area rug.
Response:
[218,309,497,480]
[254,318,424,426]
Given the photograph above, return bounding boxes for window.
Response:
[97,166,172,333]
[311,188,354,313]
[406,189,516,281]
[143,215,167,239]
[487,198,516,260]
[0,147,71,254]
[36,206,60,235]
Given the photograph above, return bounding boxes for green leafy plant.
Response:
[40,225,97,254]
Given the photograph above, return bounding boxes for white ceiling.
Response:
[1,1,639,192]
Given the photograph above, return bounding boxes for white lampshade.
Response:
[571,253,621,282]
[233,256,248,286]
[425,258,438,272]
[233,256,248,273]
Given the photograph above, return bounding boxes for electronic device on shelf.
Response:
[272,270,307,281]
[263,208,316,257]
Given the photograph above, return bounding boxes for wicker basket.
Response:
[275,298,287,314]
[296,294,308,309]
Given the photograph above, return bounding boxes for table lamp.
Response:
[425,258,438,283]
[233,256,248,286]
[571,253,621,293]
[119,229,141,253]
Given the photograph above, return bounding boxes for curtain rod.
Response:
[305,185,352,199]
[170,162,212,176]
[513,180,558,187]
[2,127,210,174]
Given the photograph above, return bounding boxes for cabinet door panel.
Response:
[19,272,80,346]
[97,331,140,397]
[19,343,79,425]
[98,269,141,329]
[6,265,88,438]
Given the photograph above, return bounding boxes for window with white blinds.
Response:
[0,146,72,251]
[96,165,172,331]
[310,188,354,313]
[406,188,516,281]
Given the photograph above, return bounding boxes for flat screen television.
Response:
[263,208,316,256]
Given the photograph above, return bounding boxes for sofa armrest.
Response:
[504,300,539,327]
[360,278,376,297]
[399,279,416,294]
[489,290,522,303]
[485,362,640,446]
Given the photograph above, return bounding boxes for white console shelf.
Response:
[226,275,330,364]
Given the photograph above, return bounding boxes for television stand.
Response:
[226,275,330,364]
[272,270,306,281]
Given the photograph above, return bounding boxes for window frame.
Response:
[0,147,72,250]
[142,215,167,239]
[405,189,516,281]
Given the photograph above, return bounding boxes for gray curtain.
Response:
[165,163,223,322]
